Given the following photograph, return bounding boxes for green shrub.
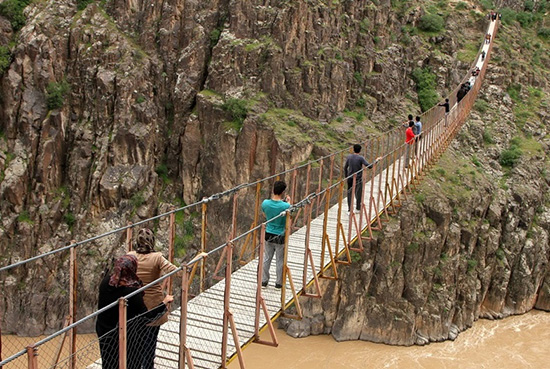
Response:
[356,97,366,107]
[500,138,523,167]
[483,129,495,144]
[155,163,170,184]
[411,67,439,112]
[507,83,522,102]
[499,8,517,25]
[130,192,145,208]
[455,1,468,10]
[353,71,363,85]
[418,13,445,33]
[46,80,70,110]
[0,0,32,31]
[63,212,76,229]
[467,259,478,273]
[77,0,94,11]
[537,28,550,39]
[524,0,534,12]
[516,12,534,27]
[17,210,33,224]
[222,98,248,129]
[0,46,11,74]
[210,28,222,47]
[479,0,494,10]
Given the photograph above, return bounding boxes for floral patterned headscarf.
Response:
[134,228,155,254]
[109,254,142,288]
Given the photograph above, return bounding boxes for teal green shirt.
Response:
[262,199,291,235]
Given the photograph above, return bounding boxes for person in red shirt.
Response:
[405,121,415,168]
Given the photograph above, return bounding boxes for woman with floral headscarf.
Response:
[128,228,179,369]
[96,254,174,369]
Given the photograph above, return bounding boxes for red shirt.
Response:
[405,127,415,144]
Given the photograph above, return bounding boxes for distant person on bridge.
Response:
[403,114,414,128]
[128,228,179,369]
[405,121,415,168]
[262,180,292,289]
[481,50,486,61]
[344,144,381,213]
[438,98,450,126]
[96,254,174,369]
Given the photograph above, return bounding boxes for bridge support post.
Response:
[126,222,133,252]
[179,265,195,369]
[200,200,207,292]
[281,212,302,320]
[302,202,322,298]
[26,346,38,369]
[253,224,279,347]
[69,244,77,369]
[221,242,245,368]
[118,298,127,369]
[168,210,175,294]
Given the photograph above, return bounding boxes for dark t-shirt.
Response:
[344,154,371,181]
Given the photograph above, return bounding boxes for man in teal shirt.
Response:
[261,180,291,289]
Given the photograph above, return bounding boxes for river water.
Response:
[229,310,550,369]
[3,311,548,368]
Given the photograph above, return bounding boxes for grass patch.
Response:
[457,41,479,63]
[17,210,33,224]
[130,192,146,208]
[474,99,489,114]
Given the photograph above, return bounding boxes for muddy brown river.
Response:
[3,310,548,368]
[229,310,550,369]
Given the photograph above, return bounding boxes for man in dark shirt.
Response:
[344,144,380,214]
[438,98,450,126]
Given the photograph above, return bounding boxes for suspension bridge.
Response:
[0,18,498,369]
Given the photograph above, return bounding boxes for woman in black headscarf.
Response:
[96,254,173,369]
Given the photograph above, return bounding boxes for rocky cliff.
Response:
[1,0,549,336]
[281,5,550,344]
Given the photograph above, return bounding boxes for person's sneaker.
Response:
[347,210,351,215]
[262,282,268,288]
[354,209,360,214]
[275,284,283,289]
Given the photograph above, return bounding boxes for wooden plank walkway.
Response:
[154,157,413,369]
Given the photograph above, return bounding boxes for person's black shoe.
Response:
[275,284,283,289]
[262,281,268,288]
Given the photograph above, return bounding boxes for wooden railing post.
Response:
[168,210,176,294]
[126,222,133,252]
[200,200,207,292]
[26,346,38,369]
[118,298,127,369]
[69,244,77,369]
